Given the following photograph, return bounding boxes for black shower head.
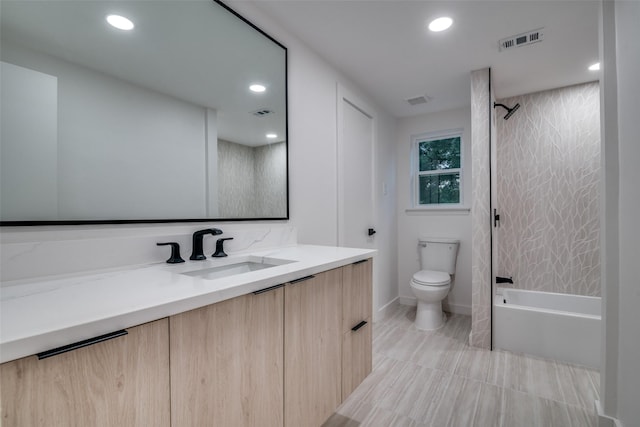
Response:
[493,102,520,120]
[503,103,520,120]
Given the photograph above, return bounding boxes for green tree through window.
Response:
[416,135,461,205]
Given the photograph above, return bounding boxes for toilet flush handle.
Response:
[368,228,376,236]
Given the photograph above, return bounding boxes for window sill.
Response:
[405,207,471,215]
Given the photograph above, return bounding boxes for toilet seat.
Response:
[412,270,450,287]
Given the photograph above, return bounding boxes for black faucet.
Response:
[212,237,234,258]
[190,228,223,260]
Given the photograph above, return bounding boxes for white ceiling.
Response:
[253,0,600,117]
[1,0,287,146]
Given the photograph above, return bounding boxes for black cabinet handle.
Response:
[253,283,285,295]
[289,275,315,284]
[352,259,368,265]
[351,320,368,332]
[37,330,128,360]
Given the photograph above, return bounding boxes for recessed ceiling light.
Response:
[588,62,600,71]
[266,133,278,139]
[428,17,453,32]
[249,84,266,93]
[106,14,134,31]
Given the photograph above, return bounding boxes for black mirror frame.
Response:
[0,0,289,227]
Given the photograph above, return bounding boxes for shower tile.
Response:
[496,82,601,297]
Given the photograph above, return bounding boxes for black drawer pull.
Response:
[351,320,368,332]
[289,275,315,284]
[253,283,285,295]
[37,330,128,360]
[352,259,368,265]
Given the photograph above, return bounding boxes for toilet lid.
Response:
[412,270,450,286]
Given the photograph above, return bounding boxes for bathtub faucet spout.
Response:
[496,276,514,284]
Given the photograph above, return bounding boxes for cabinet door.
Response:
[0,319,170,427]
[284,269,342,427]
[342,259,373,333]
[170,287,284,427]
[341,259,373,398]
[342,319,372,398]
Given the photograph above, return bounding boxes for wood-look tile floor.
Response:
[324,304,600,427]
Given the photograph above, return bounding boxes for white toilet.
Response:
[410,237,460,330]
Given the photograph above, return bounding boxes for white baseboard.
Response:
[596,400,623,427]
[399,296,471,316]
[375,296,400,322]
[398,296,417,306]
[443,301,472,316]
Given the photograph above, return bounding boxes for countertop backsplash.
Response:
[0,223,296,283]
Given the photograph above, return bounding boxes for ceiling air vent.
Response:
[251,108,274,117]
[499,28,544,51]
[406,95,431,106]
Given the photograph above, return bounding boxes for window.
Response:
[412,130,463,206]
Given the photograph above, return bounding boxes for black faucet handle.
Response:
[212,237,234,258]
[157,242,185,264]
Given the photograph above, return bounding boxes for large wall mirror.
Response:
[0,0,288,225]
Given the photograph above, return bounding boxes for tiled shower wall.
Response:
[496,82,601,297]
[218,140,287,218]
[470,68,492,349]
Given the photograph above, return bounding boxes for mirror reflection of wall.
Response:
[0,0,288,223]
[218,140,287,218]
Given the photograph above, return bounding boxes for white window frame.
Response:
[410,128,464,209]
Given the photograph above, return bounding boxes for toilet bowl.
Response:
[410,270,451,330]
[410,238,459,330]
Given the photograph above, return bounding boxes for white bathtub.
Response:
[493,287,601,368]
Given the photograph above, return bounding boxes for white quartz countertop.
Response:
[0,244,375,364]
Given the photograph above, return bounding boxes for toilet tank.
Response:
[418,237,459,274]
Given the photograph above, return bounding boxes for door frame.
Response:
[336,83,377,247]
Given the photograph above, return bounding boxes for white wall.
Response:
[229,0,399,318]
[395,107,472,314]
[0,1,399,316]
[600,1,640,426]
[0,62,58,220]
[1,42,208,220]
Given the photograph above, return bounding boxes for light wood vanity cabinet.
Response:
[284,269,343,427]
[0,258,372,427]
[0,319,170,427]
[341,259,373,398]
[169,286,284,427]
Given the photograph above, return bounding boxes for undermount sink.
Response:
[181,256,294,281]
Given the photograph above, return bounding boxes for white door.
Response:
[337,85,375,249]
